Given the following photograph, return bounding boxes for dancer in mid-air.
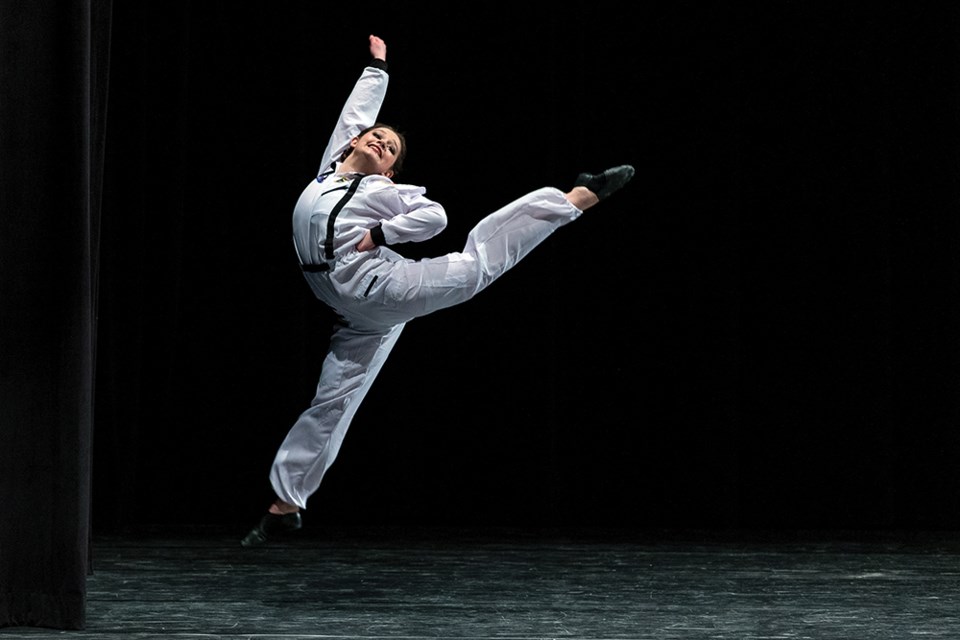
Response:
[241,34,635,547]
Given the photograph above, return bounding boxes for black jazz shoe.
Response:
[240,511,302,548]
[574,165,636,201]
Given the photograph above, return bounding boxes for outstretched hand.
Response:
[369,34,386,61]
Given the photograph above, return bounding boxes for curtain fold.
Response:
[0,0,111,630]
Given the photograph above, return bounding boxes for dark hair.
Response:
[339,123,407,177]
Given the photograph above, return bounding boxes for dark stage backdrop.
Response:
[91,3,960,535]
[0,0,111,630]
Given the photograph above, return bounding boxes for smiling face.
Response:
[343,126,404,178]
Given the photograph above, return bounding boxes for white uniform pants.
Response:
[269,187,583,508]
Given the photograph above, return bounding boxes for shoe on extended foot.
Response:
[575,165,635,201]
[240,511,302,548]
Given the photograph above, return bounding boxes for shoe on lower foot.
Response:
[240,511,302,548]
[575,165,635,201]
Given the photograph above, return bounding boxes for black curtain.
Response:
[0,0,111,630]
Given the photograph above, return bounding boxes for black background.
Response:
[91,2,960,533]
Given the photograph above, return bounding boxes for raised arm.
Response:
[316,35,391,176]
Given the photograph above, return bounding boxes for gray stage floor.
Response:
[3,526,960,639]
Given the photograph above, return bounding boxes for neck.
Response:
[339,158,367,175]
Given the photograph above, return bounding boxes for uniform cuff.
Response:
[369,58,388,72]
[371,223,387,246]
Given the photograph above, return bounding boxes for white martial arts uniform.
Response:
[269,60,585,509]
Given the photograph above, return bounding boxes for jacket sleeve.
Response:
[317,61,389,177]
[365,182,448,246]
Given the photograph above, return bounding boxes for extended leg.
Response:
[383,163,635,320]
[385,186,585,319]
